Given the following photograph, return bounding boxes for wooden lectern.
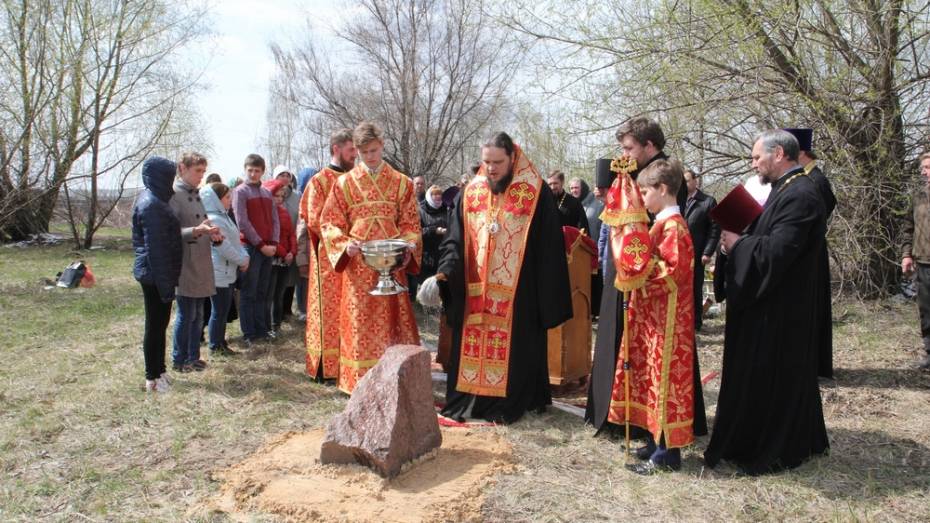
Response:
[548,227,597,386]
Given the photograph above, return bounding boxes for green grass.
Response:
[1,235,929,521]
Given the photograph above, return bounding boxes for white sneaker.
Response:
[145,379,157,392]
[159,372,172,385]
[154,376,171,393]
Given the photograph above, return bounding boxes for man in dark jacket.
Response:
[132,157,183,393]
[684,169,720,331]
[901,152,930,370]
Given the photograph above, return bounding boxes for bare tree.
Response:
[0,0,208,244]
[269,0,518,186]
[504,0,930,295]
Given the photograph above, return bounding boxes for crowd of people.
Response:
[132,152,303,390]
[131,116,928,478]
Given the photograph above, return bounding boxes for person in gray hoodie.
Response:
[169,152,220,372]
[202,182,249,356]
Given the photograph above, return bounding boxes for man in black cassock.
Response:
[785,128,836,379]
[548,170,590,233]
[705,129,829,475]
[585,117,707,440]
[436,132,572,424]
[684,169,720,331]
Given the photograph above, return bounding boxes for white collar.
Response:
[655,205,680,221]
[360,160,383,176]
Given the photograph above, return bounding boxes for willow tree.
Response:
[507,0,930,294]
[0,0,207,244]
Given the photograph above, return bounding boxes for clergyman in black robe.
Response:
[704,130,829,475]
[548,170,590,233]
[585,116,706,438]
[437,133,572,424]
[785,127,837,379]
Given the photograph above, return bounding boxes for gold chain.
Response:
[486,191,503,234]
[777,170,808,194]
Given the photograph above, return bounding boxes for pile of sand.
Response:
[208,428,514,522]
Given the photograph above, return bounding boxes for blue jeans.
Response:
[295,276,307,314]
[240,245,273,340]
[173,295,205,365]
[208,286,233,349]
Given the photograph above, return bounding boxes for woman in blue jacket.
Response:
[201,182,250,355]
[132,157,182,393]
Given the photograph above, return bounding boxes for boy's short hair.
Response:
[353,122,383,147]
[204,173,222,184]
[244,153,266,171]
[331,128,354,154]
[616,117,666,150]
[637,159,683,195]
[179,152,208,168]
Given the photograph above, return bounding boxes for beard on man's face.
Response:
[489,171,514,194]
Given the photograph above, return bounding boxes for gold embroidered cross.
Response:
[623,236,648,266]
[510,183,535,210]
[470,184,488,208]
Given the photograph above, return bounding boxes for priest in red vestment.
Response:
[298,128,355,381]
[606,159,696,474]
[320,122,422,394]
[435,132,572,424]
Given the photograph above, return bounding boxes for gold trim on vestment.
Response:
[339,357,380,369]
[456,145,542,398]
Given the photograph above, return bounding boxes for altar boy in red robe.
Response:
[607,159,696,475]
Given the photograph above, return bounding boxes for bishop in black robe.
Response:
[437,182,572,424]
[704,167,830,475]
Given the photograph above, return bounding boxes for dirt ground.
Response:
[208,428,513,523]
[1,239,929,521]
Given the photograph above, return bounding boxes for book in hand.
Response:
[710,184,764,233]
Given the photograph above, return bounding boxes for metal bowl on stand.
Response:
[360,239,410,295]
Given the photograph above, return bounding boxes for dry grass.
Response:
[1,236,929,522]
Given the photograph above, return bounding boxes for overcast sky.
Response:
[195,0,341,181]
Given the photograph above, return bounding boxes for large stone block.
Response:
[320,345,442,477]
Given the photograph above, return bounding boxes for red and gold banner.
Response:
[600,157,653,292]
[458,145,542,398]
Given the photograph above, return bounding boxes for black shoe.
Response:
[625,460,678,476]
[210,344,237,356]
[172,362,194,373]
[634,444,656,461]
[918,353,930,370]
[190,360,207,371]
